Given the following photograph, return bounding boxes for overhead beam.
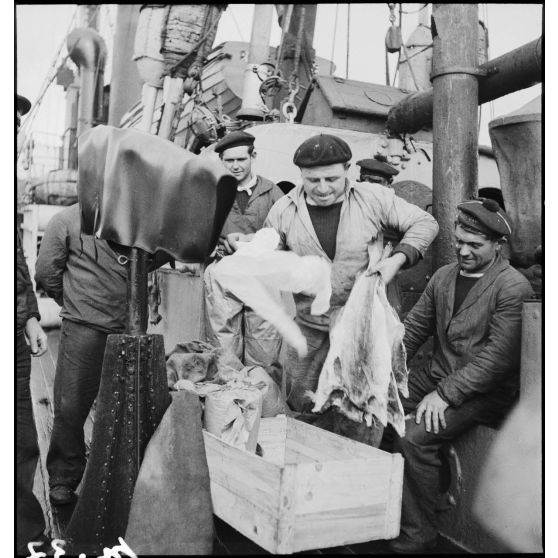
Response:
[387,36,542,135]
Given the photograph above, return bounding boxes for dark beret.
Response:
[214,131,255,154]
[17,94,31,116]
[356,158,399,177]
[293,134,352,168]
[457,198,512,238]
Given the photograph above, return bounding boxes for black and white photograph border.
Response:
[10,3,546,556]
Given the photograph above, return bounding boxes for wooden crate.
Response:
[203,415,403,554]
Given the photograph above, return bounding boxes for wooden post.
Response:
[126,247,149,334]
[431,4,479,269]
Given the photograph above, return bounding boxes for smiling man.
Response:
[226,133,438,429]
[388,198,534,554]
[204,130,285,373]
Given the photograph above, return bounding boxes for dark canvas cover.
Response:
[78,125,237,262]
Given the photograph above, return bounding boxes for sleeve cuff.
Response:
[27,312,41,323]
[392,243,422,268]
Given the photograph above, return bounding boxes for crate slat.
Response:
[203,416,403,554]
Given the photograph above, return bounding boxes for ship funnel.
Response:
[67,27,107,136]
[489,95,541,268]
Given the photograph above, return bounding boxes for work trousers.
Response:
[286,321,384,447]
[203,263,283,372]
[47,320,108,490]
[16,331,46,552]
[392,367,515,543]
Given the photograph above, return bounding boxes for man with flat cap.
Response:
[225,133,438,425]
[387,198,534,553]
[356,158,399,186]
[204,130,285,373]
[16,94,50,553]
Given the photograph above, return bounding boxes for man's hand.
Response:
[365,252,406,284]
[414,390,450,434]
[223,232,255,254]
[25,317,48,357]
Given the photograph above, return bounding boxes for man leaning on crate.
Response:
[386,199,534,554]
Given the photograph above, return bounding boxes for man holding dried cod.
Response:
[225,133,438,445]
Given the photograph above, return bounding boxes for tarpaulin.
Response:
[78,125,237,262]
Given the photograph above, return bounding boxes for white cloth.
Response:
[211,229,332,356]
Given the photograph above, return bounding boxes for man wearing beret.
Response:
[226,133,438,416]
[16,94,50,553]
[204,130,285,372]
[356,158,399,186]
[388,198,534,554]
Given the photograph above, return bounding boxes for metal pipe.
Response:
[432,4,479,269]
[387,36,542,134]
[67,27,107,136]
[126,248,149,335]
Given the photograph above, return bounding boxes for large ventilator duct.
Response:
[67,27,107,136]
[489,96,541,268]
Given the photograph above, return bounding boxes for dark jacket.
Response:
[220,176,284,237]
[403,255,534,406]
[35,205,128,334]
[17,232,40,333]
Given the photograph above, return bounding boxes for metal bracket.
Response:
[430,66,488,80]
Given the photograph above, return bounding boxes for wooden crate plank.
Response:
[384,454,404,539]
[276,464,297,554]
[258,417,287,467]
[293,506,389,552]
[209,482,279,553]
[293,459,393,514]
[286,417,387,461]
[285,439,328,464]
[203,431,282,516]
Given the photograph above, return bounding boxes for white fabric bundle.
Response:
[211,228,332,356]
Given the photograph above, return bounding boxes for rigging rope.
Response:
[275,4,294,77]
[330,4,339,75]
[346,4,351,79]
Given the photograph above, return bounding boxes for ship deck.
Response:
[30,328,466,555]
